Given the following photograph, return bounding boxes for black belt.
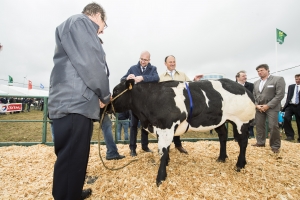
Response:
[289,103,298,106]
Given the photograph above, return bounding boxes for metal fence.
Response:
[2,95,293,147]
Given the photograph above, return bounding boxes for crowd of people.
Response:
[5,2,295,199]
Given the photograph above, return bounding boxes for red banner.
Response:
[0,103,22,112]
[28,80,32,90]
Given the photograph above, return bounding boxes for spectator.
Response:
[159,55,202,154]
[116,111,130,141]
[40,99,44,111]
[48,3,110,199]
[278,110,284,134]
[252,64,285,153]
[235,70,255,138]
[101,113,126,160]
[121,51,159,157]
[282,74,300,142]
[27,98,33,112]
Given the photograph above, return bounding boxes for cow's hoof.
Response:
[216,158,226,163]
[156,180,163,187]
[236,167,241,172]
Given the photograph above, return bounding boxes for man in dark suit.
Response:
[282,74,300,142]
[236,70,255,138]
[121,51,159,156]
[252,64,285,153]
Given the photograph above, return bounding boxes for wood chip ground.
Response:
[0,139,299,199]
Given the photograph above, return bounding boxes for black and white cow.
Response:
[110,78,255,186]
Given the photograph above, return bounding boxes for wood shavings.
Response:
[0,139,299,199]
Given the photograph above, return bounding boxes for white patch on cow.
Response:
[201,90,209,107]
[152,122,179,156]
[171,83,187,114]
[207,80,255,134]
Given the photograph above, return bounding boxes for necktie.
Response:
[295,85,299,104]
[142,67,146,73]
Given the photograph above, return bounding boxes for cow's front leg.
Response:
[156,147,169,186]
[155,128,174,186]
[215,123,228,162]
[235,123,249,171]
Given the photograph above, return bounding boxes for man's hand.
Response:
[193,74,204,81]
[256,104,269,113]
[127,74,136,80]
[134,76,144,83]
[99,100,106,108]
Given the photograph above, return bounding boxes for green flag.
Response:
[276,29,287,44]
[8,75,13,84]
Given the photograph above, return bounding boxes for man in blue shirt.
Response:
[121,51,159,156]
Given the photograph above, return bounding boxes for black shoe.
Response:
[142,147,153,153]
[81,188,92,199]
[285,137,294,141]
[130,150,137,157]
[175,146,188,154]
[106,154,125,160]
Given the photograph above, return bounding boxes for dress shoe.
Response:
[285,137,294,141]
[142,147,153,153]
[175,146,188,154]
[271,148,280,153]
[81,188,92,199]
[130,150,137,157]
[106,154,125,160]
[251,143,265,147]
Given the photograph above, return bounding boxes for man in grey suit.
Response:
[48,3,110,199]
[252,64,285,153]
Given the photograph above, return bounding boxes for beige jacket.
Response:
[159,70,191,82]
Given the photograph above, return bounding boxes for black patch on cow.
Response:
[184,80,223,128]
[218,78,255,103]
[219,78,247,95]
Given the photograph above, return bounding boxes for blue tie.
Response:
[142,67,146,73]
[295,85,299,104]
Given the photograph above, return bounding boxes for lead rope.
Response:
[98,84,138,170]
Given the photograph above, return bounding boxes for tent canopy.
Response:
[0,85,48,97]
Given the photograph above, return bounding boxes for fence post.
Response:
[42,97,48,144]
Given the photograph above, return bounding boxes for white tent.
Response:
[0,85,48,97]
[0,89,8,95]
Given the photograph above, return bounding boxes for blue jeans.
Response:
[102,114,119,158]
[51,123,54,142]
[117,121,129,140]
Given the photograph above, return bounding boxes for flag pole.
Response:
[276,29,278,76]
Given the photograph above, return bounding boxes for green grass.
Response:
[0,109,298,143]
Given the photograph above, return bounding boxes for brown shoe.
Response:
[175,146,188,154]
[271,148,280,153]
[251,143,265,147]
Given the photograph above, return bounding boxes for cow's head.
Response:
[107,79,135,113]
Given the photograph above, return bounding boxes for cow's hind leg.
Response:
[156,147,169,187]
[232,123,249,171]
[215,123,228,162]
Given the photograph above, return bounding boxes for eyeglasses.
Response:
[101,17,108,29]
[140,58,149,62]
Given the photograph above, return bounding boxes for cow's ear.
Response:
[125,79,135,90]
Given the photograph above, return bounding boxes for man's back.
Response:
[49,14,110,120]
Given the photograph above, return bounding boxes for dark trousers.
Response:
[52,114,93,200]
[129,113,149,150]
[283,104,300,141]
[173,136,182,147]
